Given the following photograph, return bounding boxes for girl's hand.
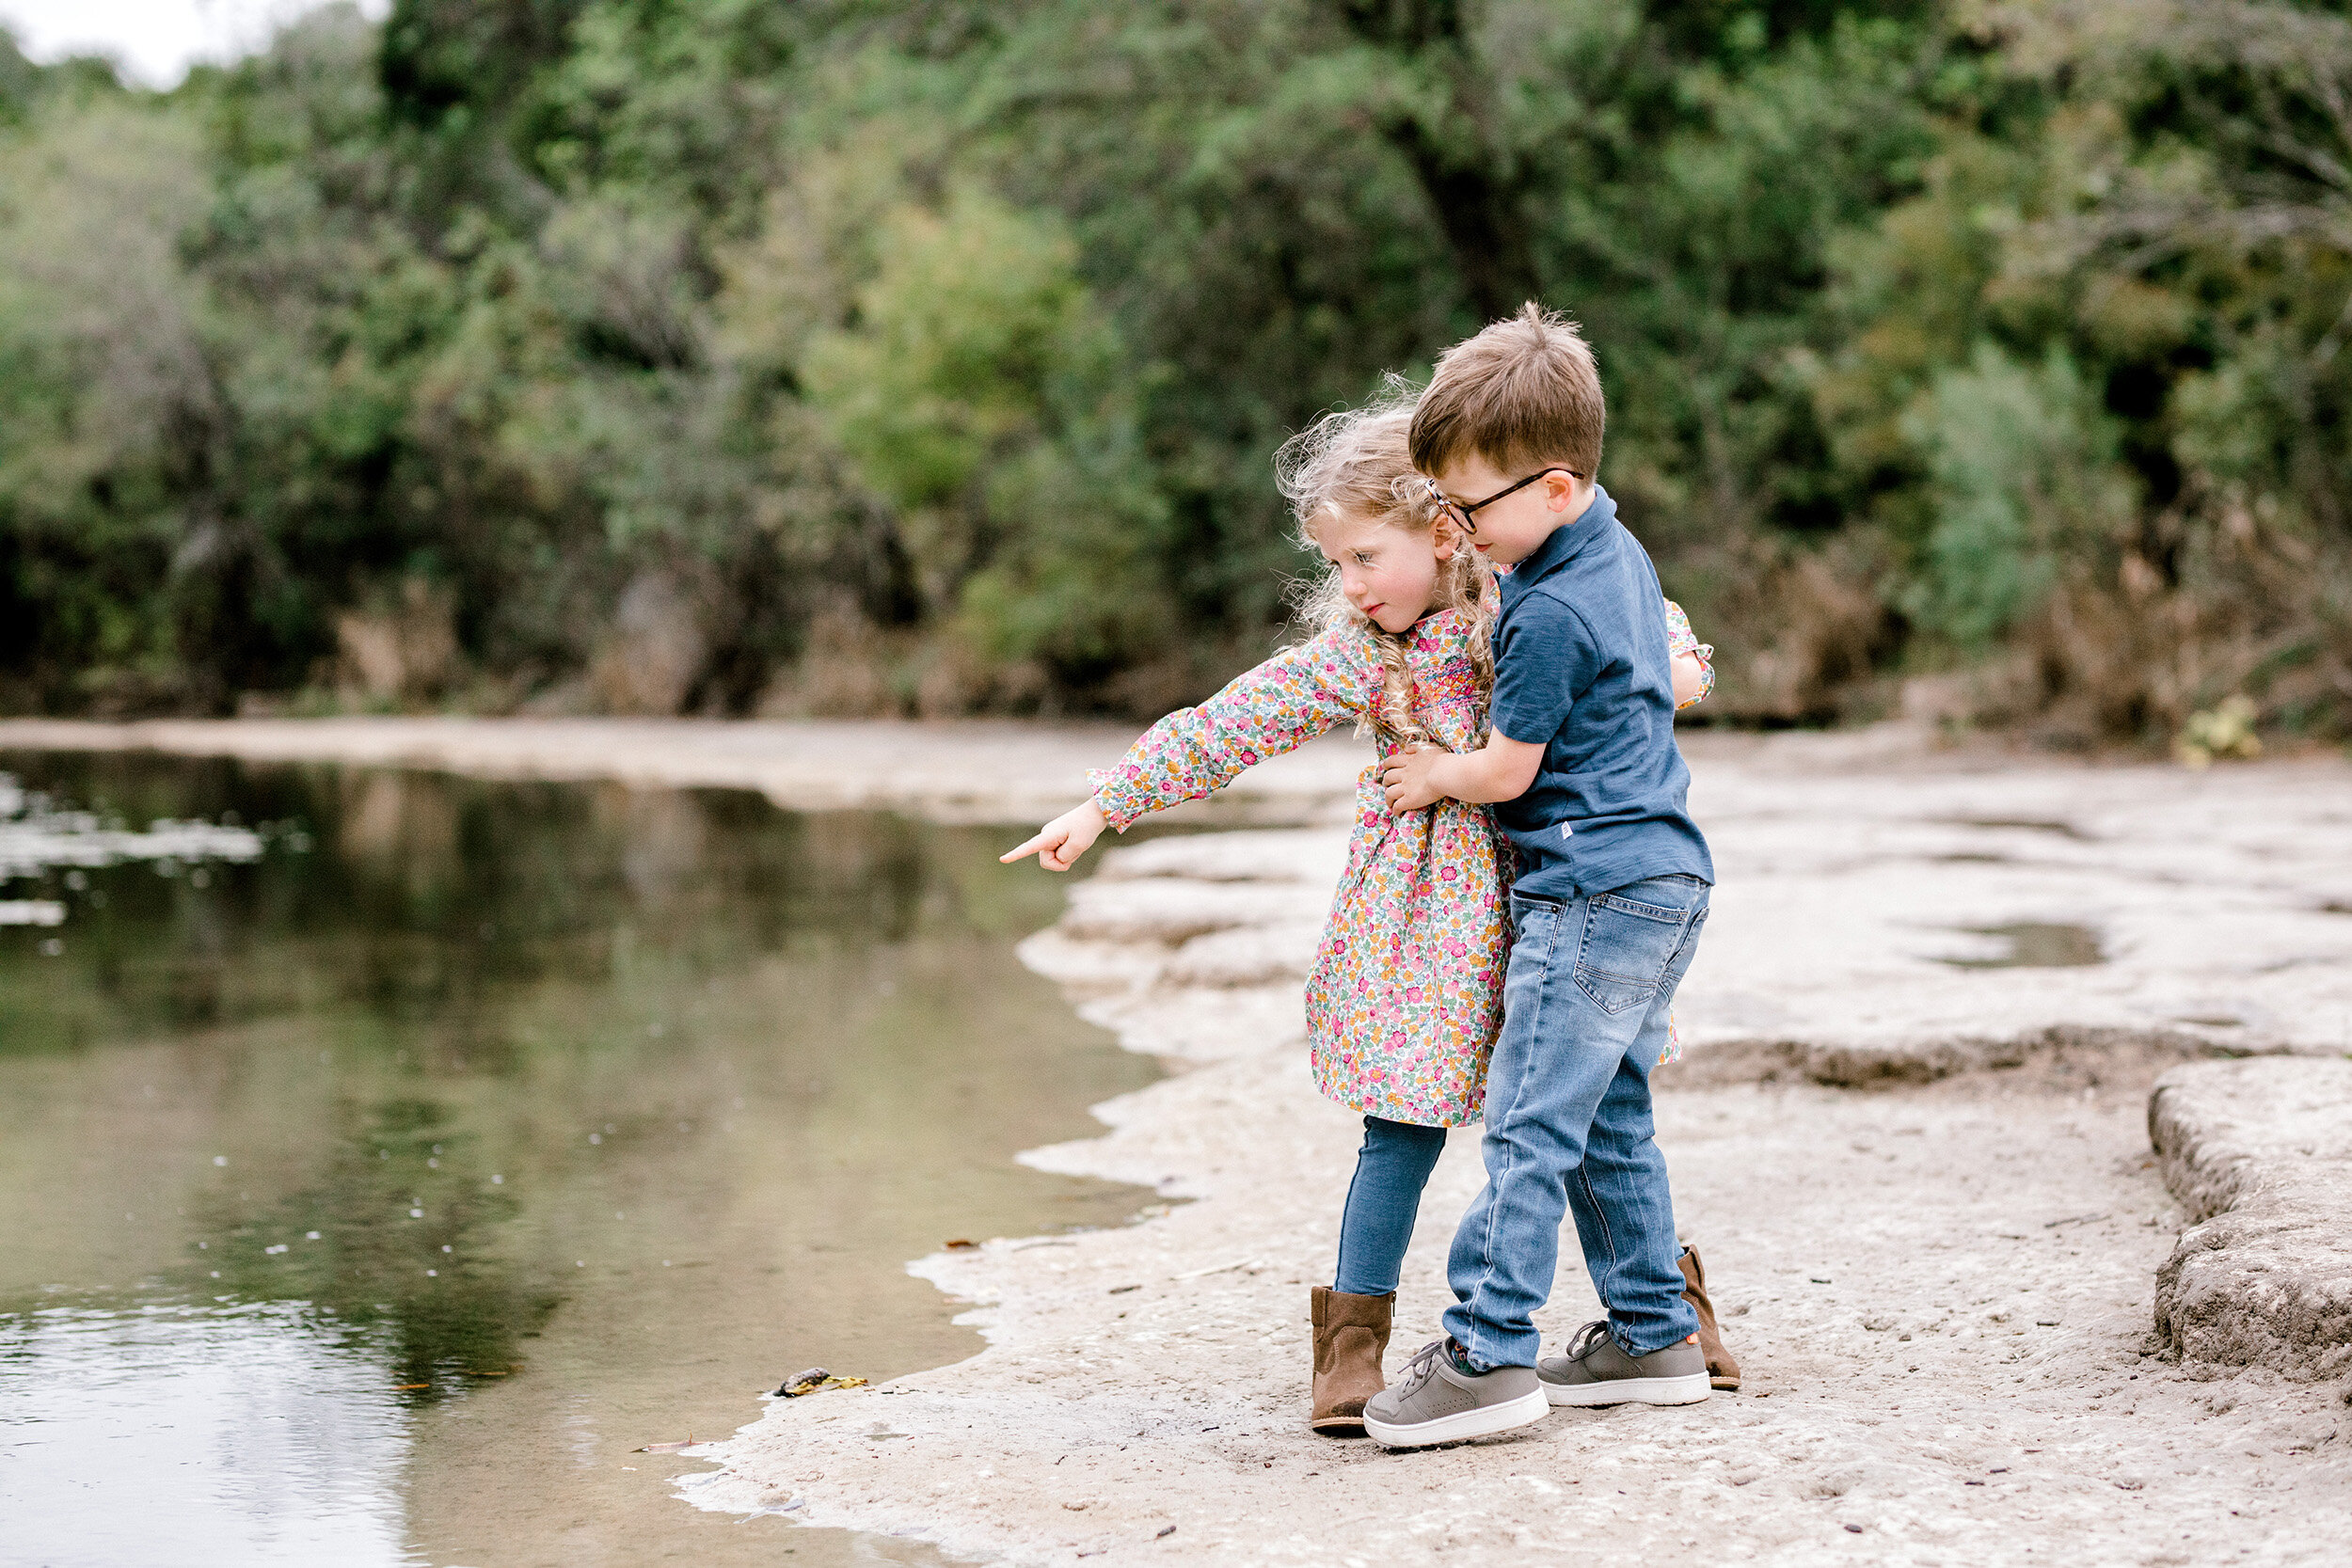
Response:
[1379,746,1445,813]
[1671,648,1708,708]
[1000,800,1108,872]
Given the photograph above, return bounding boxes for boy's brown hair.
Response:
[1408,302,1605,481]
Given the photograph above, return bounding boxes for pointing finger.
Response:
[999,831,1055,863]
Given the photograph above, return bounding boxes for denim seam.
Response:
[1623,905,1706,1356]
[1664,905,1708,979]
[1464,908,1557,1370]
[1575,1157,1625,1344]
[1591,894,1683,924]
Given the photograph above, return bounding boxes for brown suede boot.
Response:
[1309,1286,1393,1435]
[1678,1244,1741,1390]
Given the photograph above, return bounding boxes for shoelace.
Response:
[1563,1320,1614,1364]
[1394,1338,1450,1394]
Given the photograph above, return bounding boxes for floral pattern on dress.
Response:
[1089,602,1707,1125]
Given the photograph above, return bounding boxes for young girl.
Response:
[1001,400,1725,1434]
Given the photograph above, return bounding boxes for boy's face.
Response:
[1426,454,1595,569]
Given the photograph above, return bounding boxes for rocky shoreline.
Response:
[10,717,2349,1561]
[2151,1059,2352,1383]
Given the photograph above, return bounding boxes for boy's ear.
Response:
[1543,469,1582,513]
[1432,517,1463,561]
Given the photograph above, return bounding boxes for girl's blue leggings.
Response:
[1332,1115,1449,1296]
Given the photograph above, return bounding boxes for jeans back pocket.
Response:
[1572,891,1694,1015]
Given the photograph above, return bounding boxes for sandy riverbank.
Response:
[682,737,2352,1566]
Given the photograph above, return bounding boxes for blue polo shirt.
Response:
[1486,485,1712,900]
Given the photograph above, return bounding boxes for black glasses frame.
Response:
[1422,467,1583,535]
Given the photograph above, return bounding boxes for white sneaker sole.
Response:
[1363,1386,1549,1449]
[1542,1371,1710,1407]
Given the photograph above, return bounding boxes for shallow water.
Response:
[0,752,1157,1568]
[1939,921,2106,970]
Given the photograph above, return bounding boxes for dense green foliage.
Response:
[2,1,2347,742]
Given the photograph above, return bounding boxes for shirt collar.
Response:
[1497,485,1614,609]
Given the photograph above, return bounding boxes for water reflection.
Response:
[175,1094,554,1398]
[2,1304,411,1567]
[0,752,1156,1568]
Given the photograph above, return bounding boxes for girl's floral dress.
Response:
[1089,603,1709,1129]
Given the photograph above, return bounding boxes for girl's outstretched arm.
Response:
[1002,629,1376,871]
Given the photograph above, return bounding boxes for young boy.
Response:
[1364,304,1714,1448]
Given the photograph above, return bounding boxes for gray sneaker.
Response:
[1537,1321,1710,1406]
[1362,1338,1549,1449]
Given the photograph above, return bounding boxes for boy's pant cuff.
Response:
[1613,1310,1703,1359]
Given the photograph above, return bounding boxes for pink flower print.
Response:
[1089,605,1568,1128]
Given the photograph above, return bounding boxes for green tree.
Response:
[1,1,2343,740]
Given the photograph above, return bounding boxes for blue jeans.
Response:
[1332,1116,1449,1296]
[1441,875,1709,1368]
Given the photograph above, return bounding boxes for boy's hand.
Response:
[1381,732,1546,808]
[1001,800,1108,872]
[1380,746,1445,813]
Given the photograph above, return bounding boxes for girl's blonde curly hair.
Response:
[1275,387,1497,747]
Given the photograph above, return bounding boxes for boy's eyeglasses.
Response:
[1420,467,1583,535]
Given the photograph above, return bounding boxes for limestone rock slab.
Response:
[2149,1057,2352,1380]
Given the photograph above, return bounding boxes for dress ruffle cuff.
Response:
[1086,768,1150,832]
[1679,643,1716,711]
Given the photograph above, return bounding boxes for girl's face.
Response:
[1311,509,1460,635]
